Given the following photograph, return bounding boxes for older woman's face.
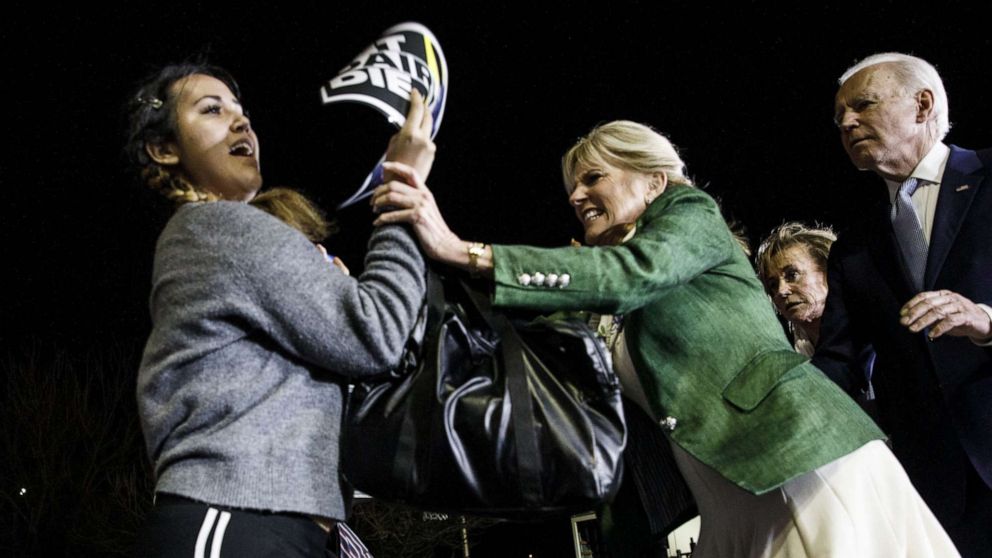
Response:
[567,161,656,246]
[167,74,261,201]
[764,245,829,324]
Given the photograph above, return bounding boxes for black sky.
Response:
[5,3,992,353]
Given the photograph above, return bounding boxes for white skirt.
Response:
[673,440,960,558]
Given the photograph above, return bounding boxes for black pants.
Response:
[133,495,332,558]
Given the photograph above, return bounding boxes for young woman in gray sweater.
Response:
[126,63,433,557]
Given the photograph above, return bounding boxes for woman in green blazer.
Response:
[372,121,957,557]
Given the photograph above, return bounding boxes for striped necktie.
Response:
[336,522,373,558]
[891,177,928,291]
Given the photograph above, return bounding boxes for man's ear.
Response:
[916,89,935,124]
[145,141,180,166]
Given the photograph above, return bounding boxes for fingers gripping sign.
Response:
[384,89,436,181]
[384,89,436,178]
[900,289,992,342]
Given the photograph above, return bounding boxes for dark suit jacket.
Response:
[814,145,992,525]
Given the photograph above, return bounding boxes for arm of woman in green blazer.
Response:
[372,161,735,315]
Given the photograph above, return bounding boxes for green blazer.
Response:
[492,185,882,495]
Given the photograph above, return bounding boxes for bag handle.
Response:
[455,276,544,507]
[405,267,448,356]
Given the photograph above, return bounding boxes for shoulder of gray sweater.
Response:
[163,202,423,280]
[168,201,296,243]
[153,202,317,291]
[169,202,418,253]
[169,201,318,258]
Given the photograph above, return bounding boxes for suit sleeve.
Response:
[491,187,734,315]
[812,239,865,394]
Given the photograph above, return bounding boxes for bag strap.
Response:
[496,317,545,507]
[390,268,448,493]
[408,267,448,354]
[456,277,544,507]
[425,268,448,339]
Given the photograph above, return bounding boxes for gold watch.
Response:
[467,242,487,276]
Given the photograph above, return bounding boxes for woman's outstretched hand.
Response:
[384,89,436,181]
[372,161,464,265]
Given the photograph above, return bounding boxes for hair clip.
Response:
[137,95,163,110]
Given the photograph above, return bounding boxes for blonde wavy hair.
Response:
[562,120,694,192]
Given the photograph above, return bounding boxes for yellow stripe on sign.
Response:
[424,35,440,82]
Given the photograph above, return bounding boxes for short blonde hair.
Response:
[562,121,693,192]
[755,222,837,286]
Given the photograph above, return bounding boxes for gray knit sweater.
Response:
[137,201,425,520]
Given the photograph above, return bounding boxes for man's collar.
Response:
[885,142,950,203]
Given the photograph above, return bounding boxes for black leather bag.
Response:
[341,269,626,519]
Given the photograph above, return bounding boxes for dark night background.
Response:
[3,2,992,555]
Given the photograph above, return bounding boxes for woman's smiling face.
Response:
[162,73,262,201]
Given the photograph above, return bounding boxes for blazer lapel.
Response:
[924,146,985,289]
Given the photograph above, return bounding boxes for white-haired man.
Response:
[815,52,992,556]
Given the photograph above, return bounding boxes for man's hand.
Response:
[900,290,992,341]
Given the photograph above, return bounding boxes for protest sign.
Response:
[321,22,448,208]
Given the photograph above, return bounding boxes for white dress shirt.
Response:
[883,141,949,245]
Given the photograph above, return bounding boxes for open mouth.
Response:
[581,208,604,223]
[229,139,255,157]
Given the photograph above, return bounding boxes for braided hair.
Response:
[124,62,241,205]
